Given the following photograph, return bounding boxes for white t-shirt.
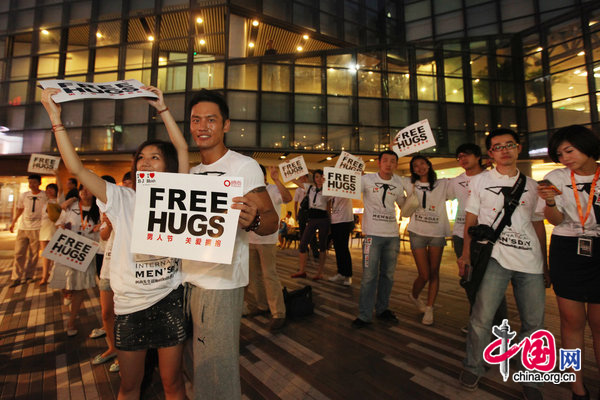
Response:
[450,172,480,238]
[466,169,544,274]
[55,201,100,241]
[537,167,600,237]
[303,183,330,210]
[407,178,452,237]
[98,183,182,315]
[100,230,115,280]
[249,184,282,245]
[17,190,47,230]
[361,173,406,237]
[283,215,295,227]
[183,150,264,289]
[331,197,354,224]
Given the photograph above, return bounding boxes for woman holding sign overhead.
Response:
[406,155,453,326]
[291,169,331,280]
[537,125,600,400]
[41,85,189,400]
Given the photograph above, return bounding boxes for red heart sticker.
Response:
[149,173,155,178]
[139,173,145,178]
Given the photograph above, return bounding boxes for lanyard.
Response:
[570,167,600,235]
[79,202,89,232]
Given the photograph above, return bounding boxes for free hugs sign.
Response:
[38,79,158,103]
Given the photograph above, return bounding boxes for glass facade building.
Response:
[0,0,599,160]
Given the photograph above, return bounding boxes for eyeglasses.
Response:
[490,142,518,152]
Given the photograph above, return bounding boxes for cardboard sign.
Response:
[279,156,309,182]
[322,167,362,200]
[335,151,365,172]
[41,228,100,272]
[131,172,243,264]
[38,79,158,103]
[392,119,436,158]
[27,153,60,174]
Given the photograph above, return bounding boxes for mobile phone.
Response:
[537,179,562,195]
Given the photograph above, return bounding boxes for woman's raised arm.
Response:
[41,88,107,203]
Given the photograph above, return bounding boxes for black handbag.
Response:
[299,185,312,211]
[283,285,314,318]
[461,172,526,290]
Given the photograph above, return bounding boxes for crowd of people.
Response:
[6,84,599,400]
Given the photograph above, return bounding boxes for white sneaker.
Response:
[328,273,344,283]
[343,277,352,286]
[422,306,434,325]
[408,294,426,313]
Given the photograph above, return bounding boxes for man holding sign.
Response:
[182,90,278,400]
[10,174,47,287]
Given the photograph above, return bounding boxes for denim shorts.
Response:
[114,285,189,351]
[98,278,111,291]
[409,231,446,249]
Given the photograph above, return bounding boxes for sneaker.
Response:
[422,306,434,325]
[376,309,399,324]
[109,361,120,373]
[522,386,543,400]
[9,280,20,288]
[408,293,426,313]
[328,273,344,283]
[343,277,352,286]
[459,370,480,391]
[351,318,371,329]
[460,325,469,335]
[269,318,286,332]
[89,328,106,339]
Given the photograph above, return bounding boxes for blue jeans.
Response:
[358,235,400,322]
[464,258,545,377]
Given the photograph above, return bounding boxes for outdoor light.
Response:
[199,39,206,45]
[196,17,203,24]
[536,47,543,52]
[297,46,303,51]
[252,20,259,27]
[148,35,154,41]
[41,29,49,35]
[326,156,332,161]
[578,51,585,56]
[96,32,102,38]
[249,42,255,48]
[303,34,309,40]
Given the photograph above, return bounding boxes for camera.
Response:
[468,224,496,242]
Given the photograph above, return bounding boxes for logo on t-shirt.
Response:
[193,171,226,176]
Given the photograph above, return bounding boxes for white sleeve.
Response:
[465,175,481,216]
[446,178,456,200]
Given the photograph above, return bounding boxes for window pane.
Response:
[327,68,353,96]
[552,96,590,127]
[294,124,323,151]
[123,99,149,124]
[389,100,411,128]
[327,126,351,151]
[13,33,32,56]
[95,47,119,72]
[37,54,60,77]
[8,82,27,105]
[227,64,258,90]
[498,81,515,105]
[447,104,465,130]
[295,95,323,123]
[90,100,116,125]
[260,123,290,149]
[116,125,147,151]
[497,107,517,130]
[548,39,585,74]
[261,93,289,122]
[358,71,381,97]
[68,26,89,51]
[7,107,26,130]
[327,97,352,124]
[157,65,186,92]
[126,43,153,69]
[524,51,543,79]
[526,79,545,105]
[417,75,437,101]
[444,55,462,77]
[418,102,439,129]
[124,69,152,84]
[445,78,464,102]
[472,79,490,104]
[470,54,488,78]
[262,64,290,92]
[65,50,89,75]
[327,54,352,68]
[359,127,384,152]
[358,99,382,126]
[227,122,256,147]
[388,73,410,99]
[227,91,257,120]
[294,66,321,94]
[88,127,115,151]
[38,29,60,54]
[473,105,491,132]
[551,67,589,101]
[10,58,30,79]
[94,72,118,82]
[61,101,85,128]
[527,106,547,132]
[95,21,121,47]
[192,62,225,90]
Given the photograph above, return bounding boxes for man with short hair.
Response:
[352,150,406,328]
[458,129,549,399]
[10,174,47,287]
[65,177,78,200]
[246,165,291,331]
[450,143,507,334]
[181,89,278,399]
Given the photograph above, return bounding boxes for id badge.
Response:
[577,237,593,257]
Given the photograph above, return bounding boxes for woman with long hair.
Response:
[538,125,600,400]
[406,155,452,326]
[41,85,189,400]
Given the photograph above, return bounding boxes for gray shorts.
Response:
[98,278,111,291]
[409,231,446,249]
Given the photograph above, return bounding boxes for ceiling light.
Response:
[148,35,154,41]
[578,51,585,56]
[252,20,259,27]
[368,71,373,75]
[369,159,375,162]
[303,34,309,40]
[536,47,543,52]
[280,155,286,159]
[474,78,480,83]
[453,89,458,94]
[199,39,206,45]
[326,156,332,161]
[196,17,203,24]
[470,61,473,64]
[297,46,303,51]
[575,107,585,111]
[420,88,426,92]
[41,29,49,35]
[566,98,572,101]
[96,32,102,38]
[589,21,598,26]
[248,42,255,48]
[159,57,165,62]
[404,73,410,78]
